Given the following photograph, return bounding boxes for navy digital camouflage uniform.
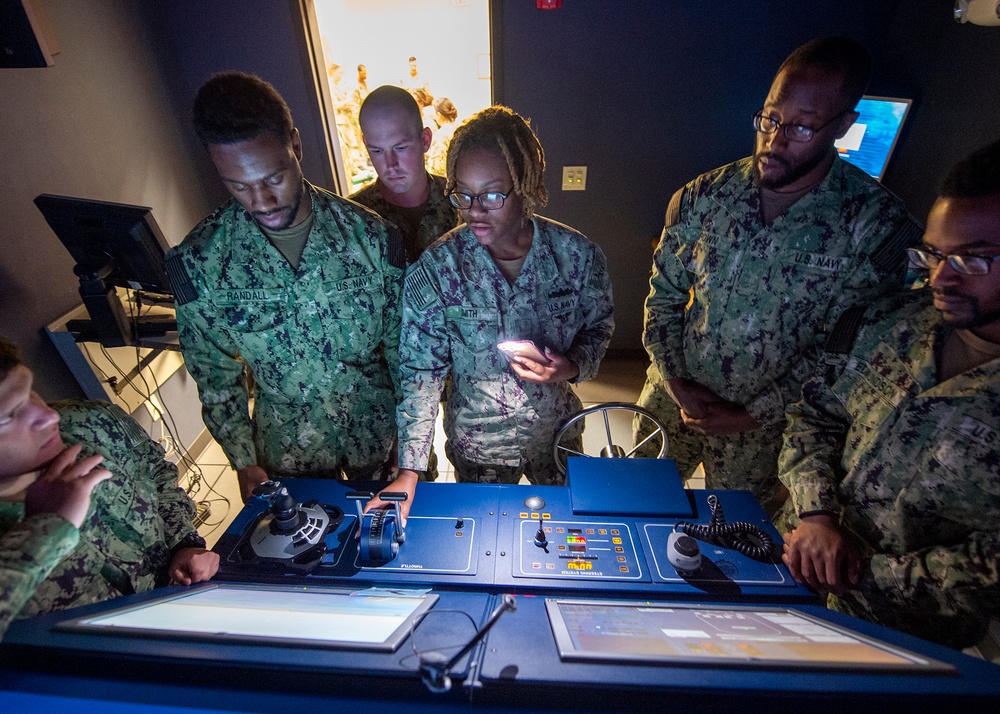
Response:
[0,400,201,639]
[636,157,918,515]
[778,289,1000,650]
[398,217,614,485]
[349,173,459,264]
[167,182,405,479]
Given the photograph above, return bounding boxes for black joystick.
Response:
[271,491,300,531]
[667,530,702,573]
[524,494,548,548]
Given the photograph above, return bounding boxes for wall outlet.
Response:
[562,166,587,191]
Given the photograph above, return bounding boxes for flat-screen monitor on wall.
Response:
[835,96,912,181]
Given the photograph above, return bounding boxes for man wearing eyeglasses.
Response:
[635,37,919,517]
[778,139,1000,652]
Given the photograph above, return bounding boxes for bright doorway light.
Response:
[307,0,492,194]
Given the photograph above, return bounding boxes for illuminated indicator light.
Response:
[586,529,595,534]
[558,545,566,550]
[542,513,551,519]
[617,556,626,562]
[611,529,620,535]
[619,566,628,572]
[455,531,463,537]
[519,512,528,519]
[599,529,607,534]
[612,537,622,544]
[531,513,539,519]
[615,546,624,553]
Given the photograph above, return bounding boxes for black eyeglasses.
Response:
[907,247,1000,276]
[752,110,848,143]
[447,189,513,211]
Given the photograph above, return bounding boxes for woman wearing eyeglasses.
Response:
[371,106,614,516]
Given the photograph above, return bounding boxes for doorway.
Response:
[304,0,493,195]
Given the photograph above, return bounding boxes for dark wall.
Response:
[0,0,219,399]
[493,0,903,353]
[142,0,336,198]
[877,0,1000,219]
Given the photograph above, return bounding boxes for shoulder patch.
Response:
[404,263,437,310]
[665,187,687,229]
[386,224,406,270]
[825,305,869,354]
[165,254,197,305]
[872,217,922,275]
[103,403,150,446]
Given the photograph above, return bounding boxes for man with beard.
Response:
[635,37,919,517]
[779,139,1000,652]
[167,72,405,501]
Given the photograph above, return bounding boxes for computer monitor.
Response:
[835,96,912,181]
[35,194,175,346]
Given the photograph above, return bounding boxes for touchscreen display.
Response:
[57,584,437,652]
[546,599,953,673]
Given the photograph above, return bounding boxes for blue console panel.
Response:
[3,475,998,712]
[212,479,813,600]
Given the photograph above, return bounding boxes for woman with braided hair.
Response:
[367,105,614,519]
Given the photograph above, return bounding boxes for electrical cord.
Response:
[676,494,775,561]
[82,309,232,531]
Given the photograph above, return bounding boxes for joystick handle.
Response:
[377,491,408,543]
[667,530,702,573]
[346,490,375,524]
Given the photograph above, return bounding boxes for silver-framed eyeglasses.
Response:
[752,110,848,143]
[447,189,512,211]
[907,246,1000,276]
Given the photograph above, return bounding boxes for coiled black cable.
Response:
[676,495,775,562]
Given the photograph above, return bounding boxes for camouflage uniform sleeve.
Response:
[849,534,1000,647]
[744,206,919,426]
[381,224,406,401]
[106,404,199,549]
[396,261,449,471]
[0,514,79,640]
[643,187,693,382]
[68,402,199,550]
[566,244,614,383]
[777,356,852,518]
[169,252,256,470]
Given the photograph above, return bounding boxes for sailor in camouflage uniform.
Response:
[350,86,459,264]
[366,106,613,520]
[167,73,405,501]
[0,339,216,640]
[635,38,918,516]
[351,172,457,263]
[779,140,1000,652]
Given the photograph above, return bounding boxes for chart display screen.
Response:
[835,96,911,180]
[56,584,437,652]
[546,599,953,673]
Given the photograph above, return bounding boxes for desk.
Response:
[3,478,998,712]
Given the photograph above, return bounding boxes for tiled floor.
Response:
[187,356,678,546]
